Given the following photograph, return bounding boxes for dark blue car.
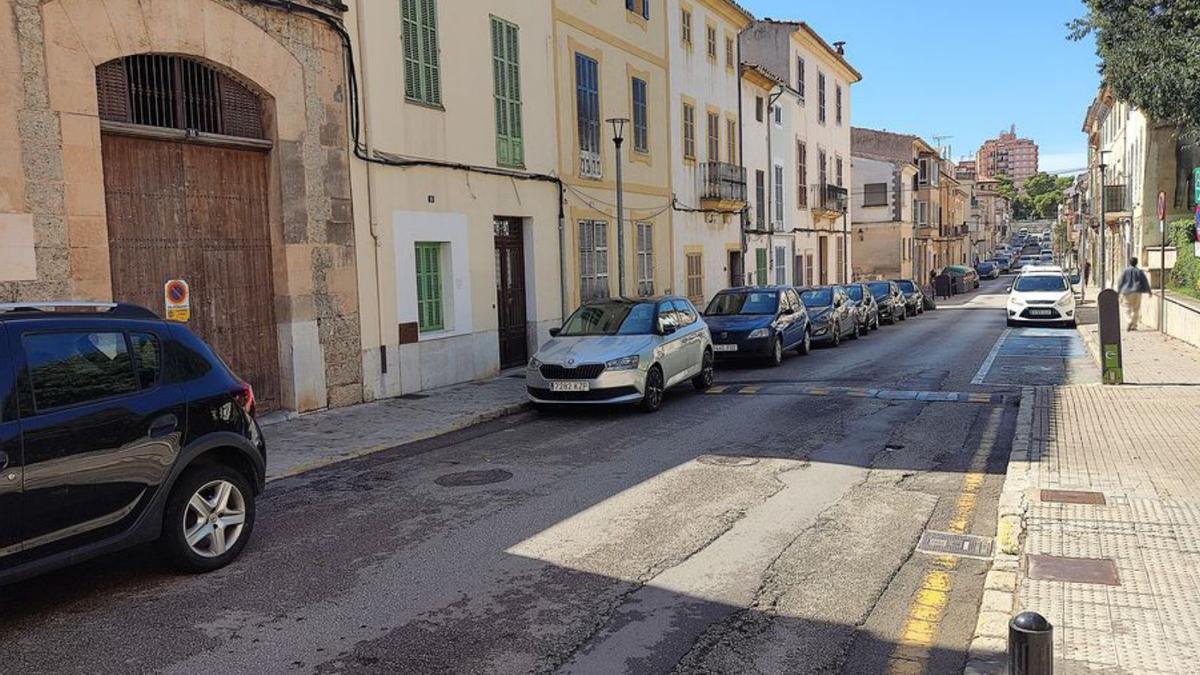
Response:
[702,286,811,366]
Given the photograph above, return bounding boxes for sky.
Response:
[741,0,1101,174]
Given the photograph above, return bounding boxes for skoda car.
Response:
[703,286,811,366]
[527,297,713,412]
[797,286,858,346]
[1006,270,1077,328]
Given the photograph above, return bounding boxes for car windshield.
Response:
[559,301,657,336]
[1013,275,1068,293]
[896,280,915,293]
[800,289,833,307]
[845,286,864,301]
[705,291,778,316]
[867,282,891,298]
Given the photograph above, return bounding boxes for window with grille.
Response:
[817,72,827,124]
[576,54,601,178]
[796,57,806,101]
[402,0,441,106]
[636,222,654,296]
[686,252,704,304]
[579,220,609,301]
[414,242,444,332]
[681,9,692,45]
[706,25,718,60]
[491,17,523,167]
[683,103,696,159]
[95,55,264,139]
[797,141,808,207]
[707,111,719,161]
[632,77,649,153]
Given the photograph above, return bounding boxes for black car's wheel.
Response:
[767,336,784,367]
[830,322,841,347]
[640,365,665,412]
[796,329,812,355]
[849,318,860,340]
[858,319,868,336]
[899,309,908,322]
[692,349,714,390]
[1006,318,1016,327]
[871,314,880,330]
[159,464,256,573]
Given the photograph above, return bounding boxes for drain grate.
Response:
[434,469,514,487]
[697,455,759,467]
[1027,554,1120,586]
[1040,489,1106,505]
[916,530,995,560]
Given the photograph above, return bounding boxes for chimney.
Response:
[833,41,846,55]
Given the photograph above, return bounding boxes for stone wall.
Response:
[0,0,362,411]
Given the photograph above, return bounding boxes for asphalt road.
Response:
[1,277,1088,674]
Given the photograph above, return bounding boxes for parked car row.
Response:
[527,279,932,413]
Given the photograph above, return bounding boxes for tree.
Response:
[1070,2,1200,133]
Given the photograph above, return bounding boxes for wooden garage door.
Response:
[102,133,281,411]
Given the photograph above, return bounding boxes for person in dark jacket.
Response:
[1117,257,1152,330]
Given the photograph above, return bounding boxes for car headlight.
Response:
[527,356,542,369]
[1009,296,1026,306]
[605,354,640,370]
[1056,293,1073,307]
[747,328,771,339]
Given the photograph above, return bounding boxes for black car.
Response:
[796,286,858,346]
[0,302,265,585]
[867,281,907,324]
[704,287,811,365]
[893,279,927,316]
[841,283,880,335]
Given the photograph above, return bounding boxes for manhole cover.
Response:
[916,530,994,560]
[698,455,759,467]
[434,469,513,487]
[1028,555,1120,586]
[1040,489,1106,505]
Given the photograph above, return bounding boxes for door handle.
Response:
[148,415,179,438]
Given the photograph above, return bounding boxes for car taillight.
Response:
[233,382,256,417]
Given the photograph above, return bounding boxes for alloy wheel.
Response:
[183,480,247,558]
[642,367,664,411]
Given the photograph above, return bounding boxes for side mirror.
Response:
[549,327,560,337]
[781,307,795,316]
[1005,285,1013,293]
[661,325,677,336]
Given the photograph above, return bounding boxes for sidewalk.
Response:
[260,373,529,481]
[968,313,1200,673]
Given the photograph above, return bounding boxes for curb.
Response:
[963,385,1039,675]
[265,401,532,482]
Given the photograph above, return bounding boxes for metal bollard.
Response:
[1009,611,1053,675]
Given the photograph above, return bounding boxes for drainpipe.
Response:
[766,86,784,285]
[353,0,390,386]
[736,41,746,285]
[558,181,568,322]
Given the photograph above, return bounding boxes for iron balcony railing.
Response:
[811,183,848,214]
[1102,184,1128,213]
[698,162,747,204]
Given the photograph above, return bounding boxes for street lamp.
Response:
[608,118,630,297]
[1098,150,1110,289]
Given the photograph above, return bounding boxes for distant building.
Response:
[955,160,976,182]
[976,125,1039,184]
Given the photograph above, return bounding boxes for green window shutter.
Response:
[756,249,768,286]
[491,17,522,167]
[419,0,441,105]
[401,0,420,100]
[415,242,444,332]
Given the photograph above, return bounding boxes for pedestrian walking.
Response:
[1117,256,1152,331]
[1083,260,1092,286]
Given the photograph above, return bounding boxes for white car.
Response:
[1006,270,1076,328]
[527,296,714,412]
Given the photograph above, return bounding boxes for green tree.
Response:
[1070,2,1200,132]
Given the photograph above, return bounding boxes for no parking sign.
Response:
[164,279,191,322]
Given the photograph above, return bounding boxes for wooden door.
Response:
[102,133,281,411]
[819,235,829,285]
[494,218,528,369]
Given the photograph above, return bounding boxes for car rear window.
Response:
[21,331,138,412]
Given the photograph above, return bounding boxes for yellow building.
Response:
[552,0,675,304]
[347,1,565,399]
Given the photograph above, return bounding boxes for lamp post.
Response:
[1098,150,1110,289]
[608,118,630,297]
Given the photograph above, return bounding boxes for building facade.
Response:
[0,0,361,413]
[346,0,565,401]
[667,0,753,306]
[741,19,859,288]
[976,125,1039,184]
[850,151,916,280]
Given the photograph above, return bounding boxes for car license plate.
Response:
[550,381,589,392]
[713,344,738,352]
[1029,309,1053,317]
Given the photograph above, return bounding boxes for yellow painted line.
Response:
[738,385,761,395]
[968,393,992,403]
[705,385,729,395]
[807,387,831,396]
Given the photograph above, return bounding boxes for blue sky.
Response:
[741,0,1100,173]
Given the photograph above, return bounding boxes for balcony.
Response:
[811,183,848,218]
[1102,184,1129,219]
[698,162,747,210]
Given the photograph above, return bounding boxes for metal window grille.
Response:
[579,220,609,301]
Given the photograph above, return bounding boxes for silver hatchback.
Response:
[527,296,714,412]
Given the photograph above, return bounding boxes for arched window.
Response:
[96,55,264,139]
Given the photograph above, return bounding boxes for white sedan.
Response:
[1006,270,1076,328]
